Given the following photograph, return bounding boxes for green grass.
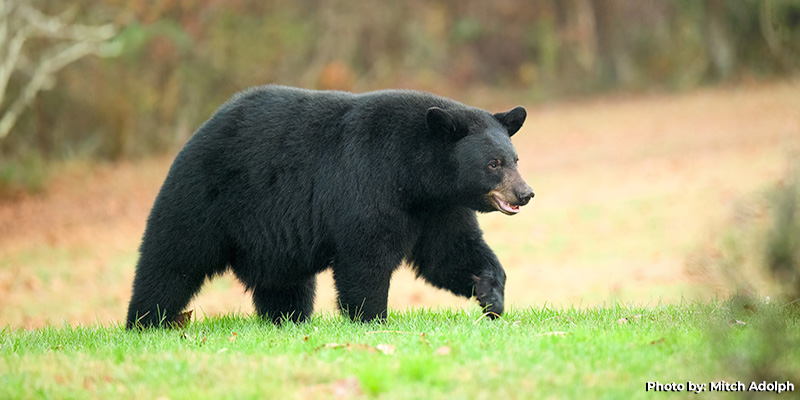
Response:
[2,302,799,399]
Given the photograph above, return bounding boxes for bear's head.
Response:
[426,105,534,215]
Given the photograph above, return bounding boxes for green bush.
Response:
[765,164,800,300]
[0,151,48,196]
[689,160,800,303]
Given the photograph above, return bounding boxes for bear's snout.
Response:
[480,294,504,319]
[515,185,534,206]
[488,168,534,215]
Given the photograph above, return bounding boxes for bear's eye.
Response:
[488,160,501,170]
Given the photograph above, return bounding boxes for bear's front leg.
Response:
[332,259,395,323]
[330,212,413,322]
[410,208,507,318]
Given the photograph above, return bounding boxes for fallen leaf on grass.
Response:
[304,377,363,399]
[376,344,395,355]
[173,310,193,329]
[315,342,395,355]
[537,331,569,337]
[83,376,95,390]
[617,314,642,324]
[317,343,348,351]
[349,343,376,352]
[329,377,363,398]
[434,346,451,356]
[418,332,429,346]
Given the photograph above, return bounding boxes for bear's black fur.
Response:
[126,85,533,328]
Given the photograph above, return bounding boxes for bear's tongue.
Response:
[495,196,520,214]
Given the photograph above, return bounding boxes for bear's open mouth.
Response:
[490,192,520,215]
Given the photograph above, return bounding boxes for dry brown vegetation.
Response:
[1,79,799,329]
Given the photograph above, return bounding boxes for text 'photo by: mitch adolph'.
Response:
[646,380,795,394]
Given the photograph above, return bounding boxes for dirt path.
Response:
[1,80,798,328]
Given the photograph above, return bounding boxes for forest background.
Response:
[2,0,799,182]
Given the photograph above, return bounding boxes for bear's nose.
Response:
[516,188,534,206]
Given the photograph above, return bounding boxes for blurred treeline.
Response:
[2,0,800,191]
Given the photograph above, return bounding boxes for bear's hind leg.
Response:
[126,265,206,329]
[332,263,393,323]
[252,276,316,324]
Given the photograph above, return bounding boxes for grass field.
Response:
[3,301,798,399]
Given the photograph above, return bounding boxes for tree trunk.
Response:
[703,0,735,79]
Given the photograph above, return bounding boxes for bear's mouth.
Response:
[490,192,520,215]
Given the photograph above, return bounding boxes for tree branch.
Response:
[0,40,107,139]
[0,25,32,106]
[19,4,115,42]
[0,1,117,140]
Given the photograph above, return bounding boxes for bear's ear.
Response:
[493,106,527,137]
[426,107,464,140]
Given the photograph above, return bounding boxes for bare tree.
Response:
[0,0,118,140]
[704,0,735,79]
[592,0,635,86]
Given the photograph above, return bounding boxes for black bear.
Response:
[126,85,533,328]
